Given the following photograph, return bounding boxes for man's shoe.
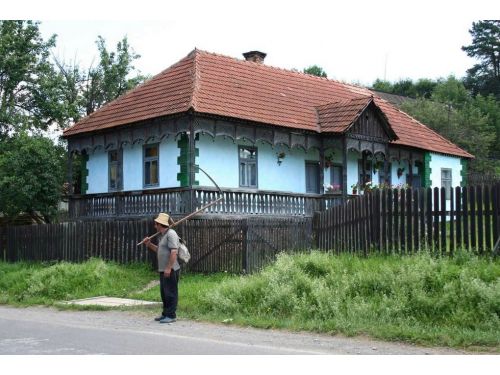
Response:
[159,316,176,324]
[154,315,165,321]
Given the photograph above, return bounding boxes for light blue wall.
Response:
[196,134,320,193]
[123,144,142,191]
[86,149,108,193]
[85,132,465,196]
[86,137,180,194]
[159,137,180,188]
[429,153,462,188]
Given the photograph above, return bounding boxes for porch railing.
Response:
[68,187,347,219]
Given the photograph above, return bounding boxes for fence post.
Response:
[242,218,248,273]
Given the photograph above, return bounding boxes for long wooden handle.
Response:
[136,197,224,246]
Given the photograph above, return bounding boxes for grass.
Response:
[0,252,499,350]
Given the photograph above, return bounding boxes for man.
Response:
[142,213,180,323]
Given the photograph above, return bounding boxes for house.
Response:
[62,49,473,218]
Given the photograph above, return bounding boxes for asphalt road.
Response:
[0,305,470,355]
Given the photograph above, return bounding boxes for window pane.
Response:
[240,162,246,186]
[240,147,256,159]
[110,164,117,189]
[145,162,151,185]
[150,160,158,184]
[332,166,342,189]
[249,163,256,186]
[145,145,158,158]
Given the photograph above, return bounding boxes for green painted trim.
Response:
[176,134,199,186]
[80,154,89,194]
[423,152,432,188]
[460,159,468,187]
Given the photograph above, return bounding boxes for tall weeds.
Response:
[200,251,500,347]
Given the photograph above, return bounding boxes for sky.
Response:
[4,0,500,86]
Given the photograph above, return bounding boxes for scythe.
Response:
[137,166,223,246]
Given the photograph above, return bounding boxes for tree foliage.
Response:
[0,21,146,220]
[82,35,146,116]
[400,77,498,174]
[0,20,57,136]
[462,20,500,99]
[52,35,147,126]
[0,133,66,222]
[303,65,328,78]
[372,78,437,99]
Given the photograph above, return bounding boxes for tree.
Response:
[82,36,146,116]
[303,65,327,78]
[372,78,437,99]
[0,133,65,222]
[462,20,500,99]
[372,79,393,93]
[0,20,57,137]
[401,77,497,174]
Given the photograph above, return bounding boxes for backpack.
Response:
[177,237,191,264]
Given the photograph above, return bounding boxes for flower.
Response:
[324,184,341,192]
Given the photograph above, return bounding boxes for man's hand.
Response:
[164,268,172,277]
[142,237,151,246]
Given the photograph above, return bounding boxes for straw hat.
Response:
[154,213,170,226]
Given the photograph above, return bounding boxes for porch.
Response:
[68,187,348,219]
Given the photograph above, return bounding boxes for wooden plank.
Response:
[394,189,400,253]
[426,187,433,251]
[387,189,393,253]
[477,186,484,255]
[449,187,455,256]
[456,187,462,251]
[463,186,469,251]
[470,186,477,251]
[406,188,413,253]
[381,189,387,253]
[493,184,500,253]
[413,188,419,252]
[440,187,446,255]
[400,189,406,254]
[433,187,440,254]
[484,185,491,252]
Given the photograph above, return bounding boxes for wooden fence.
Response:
[315,184,500,255]
[2,184,499,273]
[3,217,312,273]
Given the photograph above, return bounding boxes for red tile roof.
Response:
[63,49,472,158]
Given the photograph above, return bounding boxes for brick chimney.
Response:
[242,51,267,64]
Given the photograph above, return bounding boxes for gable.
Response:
[347,102,395,142]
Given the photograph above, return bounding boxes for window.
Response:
[144,144,159,187]
[306,161,320,193]
[441,168,452,199]
[330,164,343,192]
[108,149,123,191]
[239,146,257,188]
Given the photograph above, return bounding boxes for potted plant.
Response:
[324,184,341,194]
[276,151,286,166]
[351,183,358,195]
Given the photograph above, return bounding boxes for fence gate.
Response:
[183,217,312,273]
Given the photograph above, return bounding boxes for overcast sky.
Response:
[5,0,500,86]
